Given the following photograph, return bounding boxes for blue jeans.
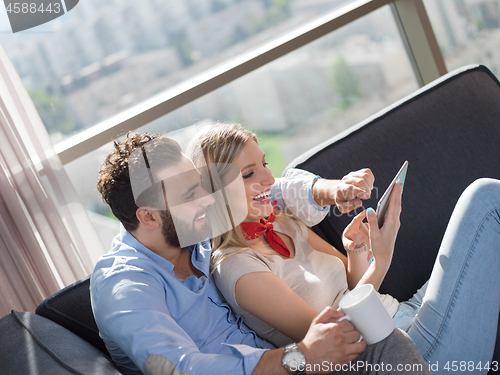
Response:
[392,178,500,374]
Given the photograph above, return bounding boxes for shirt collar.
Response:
[117,226,212,277]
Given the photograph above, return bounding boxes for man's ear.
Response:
[136,208,161,230]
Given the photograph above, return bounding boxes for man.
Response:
[91,132,429,375]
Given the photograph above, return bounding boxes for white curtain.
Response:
[0,43,105,316]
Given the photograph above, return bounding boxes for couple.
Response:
[91,123,499,375]
[189,124,500,370]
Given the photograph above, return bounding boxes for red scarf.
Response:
[240,201,290,257]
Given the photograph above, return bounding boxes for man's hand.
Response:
[313,168,374,213]
[297,307,366,374]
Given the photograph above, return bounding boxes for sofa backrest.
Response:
[35,275,109,357]
[288,65,500,301]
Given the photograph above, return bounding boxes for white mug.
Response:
[337,284,395,345]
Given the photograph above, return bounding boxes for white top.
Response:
[213,219,399,347]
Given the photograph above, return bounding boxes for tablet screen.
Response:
[376,161,408,228]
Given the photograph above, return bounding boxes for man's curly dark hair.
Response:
[97,132,182,232]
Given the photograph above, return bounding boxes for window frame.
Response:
[53,0,446,165]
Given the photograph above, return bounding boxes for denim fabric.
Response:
[393,281,428,332]
[392,179,500,374]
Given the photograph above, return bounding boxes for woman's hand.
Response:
[342,210,370,258]
[342,210,371,288]
[366,182,403,264]
[349,181,403,290]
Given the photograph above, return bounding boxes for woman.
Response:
[187,123,500,373]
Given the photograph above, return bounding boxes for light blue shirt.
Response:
[91,231,274,375]
[90,169,329,375]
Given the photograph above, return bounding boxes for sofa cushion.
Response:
[0,310,121,375]
[288,65,500,302]
[35,275,108,356]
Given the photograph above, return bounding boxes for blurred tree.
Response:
[255,132,288,176]
[330,54,362,110]
[211,0,228,13]
[265,0,291,25]
[228,24,249,46]
[250,0,292,34]
[473,17,485,30]
[171,29,194,67]
[28,89,79,134]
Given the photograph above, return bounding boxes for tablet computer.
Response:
[376,161,408,228]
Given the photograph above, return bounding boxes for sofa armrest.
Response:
[0,310,122,375]
[35,275,109,357]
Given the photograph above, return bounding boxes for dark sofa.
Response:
[0,276,120,375]
[289,64,500,302]
[0,64,499,374]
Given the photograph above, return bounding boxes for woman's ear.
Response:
[136,208,161,230]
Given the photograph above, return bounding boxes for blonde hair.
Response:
[187,122,304,268]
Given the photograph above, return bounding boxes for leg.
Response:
[393,281,428,332]
[408,178,500,374]
[333,329,431,374]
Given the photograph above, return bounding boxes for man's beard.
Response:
[160,209,210,248]
[160,209,181,248]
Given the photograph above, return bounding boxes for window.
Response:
[423,0,500,75]
[138,5,418,175]
[63,5,418,241]
[1,0,356,139]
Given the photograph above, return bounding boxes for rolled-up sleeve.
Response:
[271,168,329,227]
